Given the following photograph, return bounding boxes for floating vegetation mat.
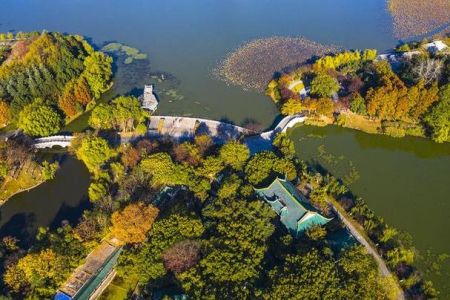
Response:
[102,42,148,64]
[214,37,336,91]
[388,0,450,38]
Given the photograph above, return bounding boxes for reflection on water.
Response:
[289,125,450,293]
[0,156,91,244]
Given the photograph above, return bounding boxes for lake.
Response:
[289,125,450,294]
[1,0,449,294]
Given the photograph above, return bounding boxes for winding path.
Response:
[329,202,405,300]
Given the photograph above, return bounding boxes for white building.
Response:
[140,85,158,112]
[423,41,448,54]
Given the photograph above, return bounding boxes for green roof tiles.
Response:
[255,178,332,237]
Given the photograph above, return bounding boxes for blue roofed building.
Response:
[255,178,332,237]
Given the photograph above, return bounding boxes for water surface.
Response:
[289,125,450,294]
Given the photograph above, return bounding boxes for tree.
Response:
[88,103,114,130]
[272,133,296,158]
[424,84,450,142]
[162,240,201,274]
[217,173,242,199]
[349,93,367,115]
[83,52,113,98]
[315,97,335,117]
[0,100,10,126]
[111,202,159,244]
[266,250,341,299]
[112,96,148,132]
[281,98,303,115]
[118,213,204,283]
[4,248,75,298]
[18,99,62,137]
[245,152,296,185]
[41,161,58,180]
[219,140,250,171]
[310,73,340,98]
[75,136,115,173]
[88,180,109,202]
[305,225,327,241]
[178,199,275,299]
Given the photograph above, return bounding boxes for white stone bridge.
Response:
[32,115,306,152]
[33,135,74,149]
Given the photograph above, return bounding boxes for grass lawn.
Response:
[340,112,381,134]
[99,275,139,300]
[0,161,43,203]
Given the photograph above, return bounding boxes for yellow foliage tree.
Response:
[0,100,10,127]
[111,202,159,244]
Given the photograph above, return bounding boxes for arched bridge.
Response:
[32,115,306,152]
[244,115,306,153]
[145,115,252,144]
[33,135,74,149]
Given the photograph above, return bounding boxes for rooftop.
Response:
[255,178,332,237]
[55,239,121,300]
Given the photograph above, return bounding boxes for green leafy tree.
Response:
[349,93,367,115]
[424,84,450,142]
[219,141,250,171]
[245,151,296,185]
[83,52,113,98]
[272,133,295,158]
[88,103,114,130]
[41,161,58,180]
[310,73,340,98]
[178,199,275,299]
[217,173,242,199]
[88,180,109,202]
[75,136,115,173]
[266,250,341,299]
[18,99,62,137]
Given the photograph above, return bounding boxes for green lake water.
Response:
[289,125,450,294]
[1,0,449,295]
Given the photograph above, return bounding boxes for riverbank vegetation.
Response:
[0,129,436,298]
[0,136,58,203]
[388,0,450,38]
[0,31,113,136]
[266,39,450,142]
[215,37,336,91]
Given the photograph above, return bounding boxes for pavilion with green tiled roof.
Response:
[255,178,332,237]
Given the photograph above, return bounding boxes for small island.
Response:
[265,37,450,143]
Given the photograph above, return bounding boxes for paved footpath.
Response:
[330,203,405,300]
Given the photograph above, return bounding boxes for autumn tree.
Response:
[281,98,303,115]
[162,240,202,274]
[118,213,204,283]
[111,202,159,244]
[0,99,10,126]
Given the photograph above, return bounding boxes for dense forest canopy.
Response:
[0,31,112,136]
[0,124,436,299]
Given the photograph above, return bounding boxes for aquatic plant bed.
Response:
[388,0,450,38]
[215,37,336,91]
